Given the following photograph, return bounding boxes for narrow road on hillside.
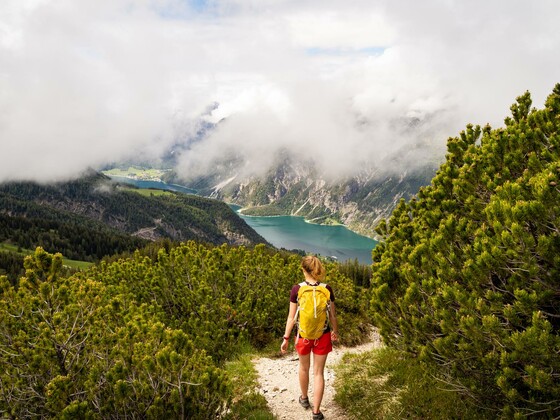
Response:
[254,331,382,420]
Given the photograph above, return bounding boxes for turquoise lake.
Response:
[109,176,377,264]
[108,176,197,194]
[229,205,376,264]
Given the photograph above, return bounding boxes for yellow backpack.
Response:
[295,282,331,340]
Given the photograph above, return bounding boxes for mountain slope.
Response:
[0,172,268,260]
[167,153,435,238]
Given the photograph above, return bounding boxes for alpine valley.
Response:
[164,151,437,239]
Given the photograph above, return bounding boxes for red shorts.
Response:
[295,332,332,356]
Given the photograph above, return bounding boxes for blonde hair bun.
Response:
[301,255,326,281]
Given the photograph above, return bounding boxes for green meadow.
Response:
[102,166,170,180]
[0,242,93,270]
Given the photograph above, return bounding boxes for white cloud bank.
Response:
[0,0,559,182]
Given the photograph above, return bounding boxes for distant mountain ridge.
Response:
[167,153,436,238]
[0,171,268,261]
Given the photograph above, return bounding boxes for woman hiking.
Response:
[281,256,339,420]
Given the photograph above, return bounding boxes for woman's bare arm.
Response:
[329,301,339,341]
[281,302,298,353]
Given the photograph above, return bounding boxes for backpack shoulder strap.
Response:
[318,283,332,310]
[318,283,330,296]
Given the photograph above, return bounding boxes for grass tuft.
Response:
[224,351,277,420]
[334,347,491,419]
[0,242,93,270]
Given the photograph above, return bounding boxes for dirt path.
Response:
[254,331,382,420]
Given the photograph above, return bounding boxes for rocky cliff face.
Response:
[175,154,436,238]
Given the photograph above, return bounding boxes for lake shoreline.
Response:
[107,173,371,239]
[234,206,370,238]
[105,174,377,263]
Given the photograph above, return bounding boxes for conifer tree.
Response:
[0,248,230,418]
[369,85,560,416]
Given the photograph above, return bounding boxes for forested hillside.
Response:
[366,85,560,417]
[0,244,370,418]
[0,172,268,281]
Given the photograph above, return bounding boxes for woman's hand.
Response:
[280,337,289,353]
[331,331,339,342]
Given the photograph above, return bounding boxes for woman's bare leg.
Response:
[312,353,328,414]
[299,353,311,398]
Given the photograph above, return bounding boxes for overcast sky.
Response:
[1,0,559,182]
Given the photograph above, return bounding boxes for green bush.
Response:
[1,242,369,417]
[368,85,560,416]
[326,263,372,346]
[0,248,230,418]
[88,243,371,353]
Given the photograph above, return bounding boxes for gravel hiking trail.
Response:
[254,331,382,420]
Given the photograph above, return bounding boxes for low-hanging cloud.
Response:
[1,0,559,183]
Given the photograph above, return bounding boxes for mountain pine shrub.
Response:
[369,85,560,417]
[0,248,231,418]
[1,242,370,417]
